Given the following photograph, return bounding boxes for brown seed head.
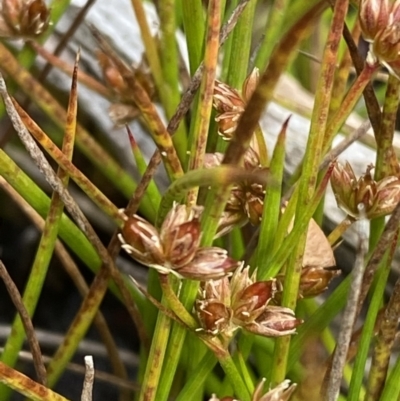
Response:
[160,203,202,269]
[201,277,231,306]
[119,215,165,266]
[196,300,233,335]
[233,280,278,324]
[359,0,391,41]
[299,267,340,298]
[177,248,241,280]
[0,0,50,38]
[242,67,259,103]
[244,305,302,337]
[373,21,400,62]
[213,69,259,140]
[97,50,130,97]
[331,161,400,219]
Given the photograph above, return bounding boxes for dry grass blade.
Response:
[12,100,124,225]
[0,362,69,401]
[0,261,47,385]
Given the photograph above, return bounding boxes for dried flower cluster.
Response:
[359,0,400,76]
[0,0,49,38]
[330,161,400,219]
[196,265,302,338]
[96,50,155,126]
[204,150,267,236]
[208,69,270,232]
[119,203,240,280]
[213,68,258,139]
[209,379,296,401]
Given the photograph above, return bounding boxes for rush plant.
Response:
[0,1,400,401]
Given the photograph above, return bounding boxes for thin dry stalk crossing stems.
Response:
[0,260,47,386]
[325,207,368,401]
[0,176,129,388]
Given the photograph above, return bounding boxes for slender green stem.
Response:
[370,74,400,250]
[137,295,173,401]
[160,276,197,328]
[225,0,256,88]
[348,252,391,401]
[254,0,291,69]
[380,351,400,401]
[181,0,205,74]
[175,350,217,401]
[129,0,163,91]
[159,0,187,160]
[260,164,334,280]
[218,352,251,401]
[257,118,287,276]
[365,234,400,401]
[270,1,349,385]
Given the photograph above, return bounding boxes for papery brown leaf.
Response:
[303,219,336,269]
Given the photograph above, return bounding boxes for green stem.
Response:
[225,0,256,88]
[348,252,391,401]
[257,118,287,276]
[181,0,205,74]
[370,74,400,250]
[159,0,187,161]
[270,0,349,385]
[160,276,197,328]
[137,295,173,401]
[218,351,251,401]
[365,235,400,401]
[175,350,217,401]
[254,0,291,70]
